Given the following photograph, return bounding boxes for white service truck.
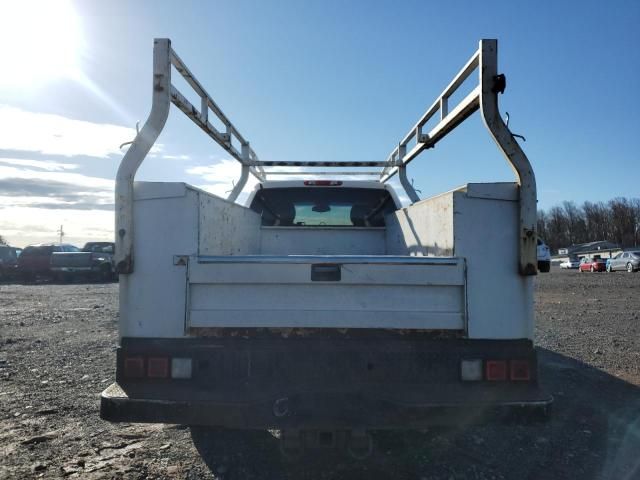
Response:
[101,38,551,455]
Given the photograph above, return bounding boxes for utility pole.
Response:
[57,225,64,244]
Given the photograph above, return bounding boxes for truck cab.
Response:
[101,38,551,456]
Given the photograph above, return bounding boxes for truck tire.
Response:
[21,272,35,284]
[55,272,68,283]
[538,261,551,273]
[99,264,113,282]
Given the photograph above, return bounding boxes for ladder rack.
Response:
[115,38,537,276]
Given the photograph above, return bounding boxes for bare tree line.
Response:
[538,197,640,254]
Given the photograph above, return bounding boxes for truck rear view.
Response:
[101,38,551,456]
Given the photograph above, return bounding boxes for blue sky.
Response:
[0,0,638,246]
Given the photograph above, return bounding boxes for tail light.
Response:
[471,359,532,382]
[510,360,531,381]
[123,356,145,378]
[147,357,169,378]
[122,355,192,379]
[485,360,508,381]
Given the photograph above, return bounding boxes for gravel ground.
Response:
[1,269,639,479]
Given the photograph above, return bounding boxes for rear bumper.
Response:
[101,382,551,429]
[100,336,552,428]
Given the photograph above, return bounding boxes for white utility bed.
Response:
[120,181,532,340]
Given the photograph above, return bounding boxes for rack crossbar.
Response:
[263,171,381,176]
[247,161,392,168]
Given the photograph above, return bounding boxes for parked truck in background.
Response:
[50,242,115,282]
[0,245,22,281]
[101,39,551,457]
[17,243,75,282]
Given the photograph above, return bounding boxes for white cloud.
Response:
[162,154,190,161]
[0,164,113,190]
[186,159,240,183]
[0,160,116,246]
[147,143,164,158]
[0,105,135,158]
[0,207,113,247]
[0,164,114,212]
[186,159,259,200]
[0,158,78,171]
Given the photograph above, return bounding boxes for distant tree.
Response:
[537,210,549,243]
[546,206,568,252]
[562,201,586,245]
[609,198,636,247]
[583,201,611,243]
[540,196,640,253]
[632,198,640,247]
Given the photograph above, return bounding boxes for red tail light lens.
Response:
[510,360,531,381]
[147,357,169,378]
[122,354,193,380]
[485,360,507,381]
[123,356,145,378]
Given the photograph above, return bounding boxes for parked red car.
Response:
[578,256,606,272]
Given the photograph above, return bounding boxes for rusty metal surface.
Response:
[115,39,172,274]
[478,40,537,275]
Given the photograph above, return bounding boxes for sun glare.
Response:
[0,0,83,87]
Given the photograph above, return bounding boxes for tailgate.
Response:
[50,252,92,268]
[186,256,466,330]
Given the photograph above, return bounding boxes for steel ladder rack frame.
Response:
[115,38,536,276]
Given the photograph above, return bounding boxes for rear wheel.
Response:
[21,272,35,283]
[99,264,113,282]
[57,272,72,283]
[590,266,594,273]
[627,263,634,273]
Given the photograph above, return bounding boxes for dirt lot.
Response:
[1,269,639,479]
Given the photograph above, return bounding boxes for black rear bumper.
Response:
[101,382,551,429]
[100,335,552,428]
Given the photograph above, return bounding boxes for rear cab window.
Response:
[249,187,397,227]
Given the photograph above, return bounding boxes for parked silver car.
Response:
[606,251,640,272]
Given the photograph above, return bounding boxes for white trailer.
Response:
[102,38,551,455]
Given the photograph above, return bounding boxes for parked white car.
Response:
[560,258,580,269]
[537,238,551,272]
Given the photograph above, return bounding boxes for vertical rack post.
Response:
[479,39,537,275]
